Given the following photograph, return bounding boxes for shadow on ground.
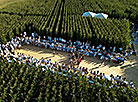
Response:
[121,44,138,87]
[18,45,138,87]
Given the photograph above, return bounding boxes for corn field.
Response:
[0,60,138,102]
[0,0,135,49]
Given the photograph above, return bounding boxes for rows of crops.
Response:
[65,0,138,23]
[0,0,56,15]
[0,60,138,102]
[0,0,138,101]
[0,0,133,49]
[1,0,138,23]
[0,16,130,49]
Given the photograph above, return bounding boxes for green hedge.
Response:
[0,60,138,102]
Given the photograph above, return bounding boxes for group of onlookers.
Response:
[22,32,134,65]
[0,32,135,88]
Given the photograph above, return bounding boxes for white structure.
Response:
[82,12,96,17]
[82,12,108,19]
[94,13,108,19]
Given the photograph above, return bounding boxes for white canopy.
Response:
[82,12,96,17]
[94,13,108,19]
[82,12,108,19]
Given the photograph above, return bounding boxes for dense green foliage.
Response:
[0,0,138,101]
[0,60,138,102]
[1,0,138,22]
[0,0,132,49]
[65,0,138,23]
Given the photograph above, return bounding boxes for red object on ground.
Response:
[79,58,81,64]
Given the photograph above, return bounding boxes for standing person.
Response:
[81,53,84,60]
[23,32,26,38]
[129,80,135,88]
[72,52,75,59]
[20,33,23,37]
[70,58,73,65]
[75,52,78,59]
[101,60,104,67]
[32,33,34,39]
[78,57,82,65]
[120,57,125,64]
[43,36,46,40]
[53,50,56,57]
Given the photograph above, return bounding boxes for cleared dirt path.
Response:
[16,45,138,87]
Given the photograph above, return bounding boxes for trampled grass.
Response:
[0,0,24,8]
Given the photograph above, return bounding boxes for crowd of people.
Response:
[22,32,134,65]
[0,32,135,88]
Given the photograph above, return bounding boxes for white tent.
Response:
[82,12,108,19]
[82,12,96,17]
[94,13,108,19]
